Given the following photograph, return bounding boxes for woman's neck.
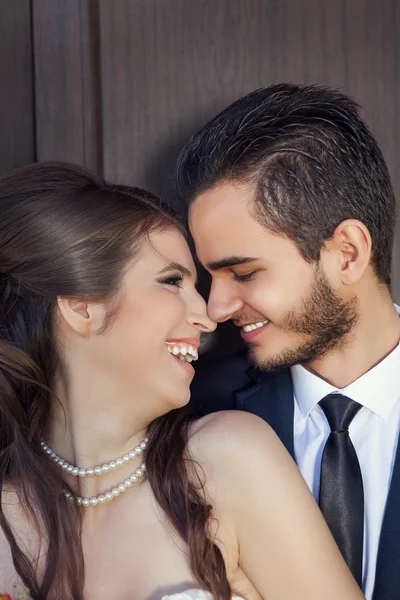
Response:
[44,373,150,504]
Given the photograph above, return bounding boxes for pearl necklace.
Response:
[64,462,146,507]
[40,436,148,476]
[41,436,148,507]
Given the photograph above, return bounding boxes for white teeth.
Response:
[242,320,269,333]
[166,343,199,363]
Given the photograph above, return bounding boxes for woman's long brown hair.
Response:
[0,162,231,599]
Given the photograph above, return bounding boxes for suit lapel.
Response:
[235,367,295,460]
[373,429,400,600]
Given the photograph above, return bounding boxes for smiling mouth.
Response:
[165,342,199,363]
[241,319,269,333]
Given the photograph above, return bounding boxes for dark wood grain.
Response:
[2,0,399,361]
[0,0,35,175]
[32,0,102,171]
[98,0,400,302]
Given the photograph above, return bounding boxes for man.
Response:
[176,84,400,600]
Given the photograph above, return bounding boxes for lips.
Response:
[167,348,196,377]
[165,337,200,349]
[165,342,198,362]
[165,338,200,376]
[241,319,269,332]
[240,319,270,341]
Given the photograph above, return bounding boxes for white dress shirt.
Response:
[291,343,400,599]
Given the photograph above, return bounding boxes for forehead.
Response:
[132,228,194,272]
[189,181,277,263]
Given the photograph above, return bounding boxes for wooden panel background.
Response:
[0,0,35,174]
[32,0,102,171]
[97,0,400,302]
[1,0,399,357]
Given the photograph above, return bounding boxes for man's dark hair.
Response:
[176,84,395,287]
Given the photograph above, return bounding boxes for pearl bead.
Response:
[41,435,148,509]
[62,459,146,507]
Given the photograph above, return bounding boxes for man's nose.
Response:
[207,281,244,323]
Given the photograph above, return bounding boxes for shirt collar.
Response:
[291,303,400,420]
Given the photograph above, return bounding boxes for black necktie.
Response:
[319,394,364,587]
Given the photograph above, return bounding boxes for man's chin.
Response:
[247,345,288,372]
[247,341,317,372]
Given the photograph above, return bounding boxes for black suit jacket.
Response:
[190,351,400,600]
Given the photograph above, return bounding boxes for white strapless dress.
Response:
[161,590,244,600]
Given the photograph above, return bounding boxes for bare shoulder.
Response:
[190,409,275,443]
[188,410,290,475]
[186,409,305,544]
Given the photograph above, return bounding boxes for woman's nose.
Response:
[189,291,217,332]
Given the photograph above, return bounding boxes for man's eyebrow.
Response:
[156,262,197,283]
[205,256,259,271]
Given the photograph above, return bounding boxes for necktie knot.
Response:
[319,393,362,432]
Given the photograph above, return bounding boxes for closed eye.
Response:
[232,271,256,283]
[159,274,184,288]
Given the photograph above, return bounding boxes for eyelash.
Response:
[160,275,184,288]
[232,271,256,283]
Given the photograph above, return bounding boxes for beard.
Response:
[249,266,359,371]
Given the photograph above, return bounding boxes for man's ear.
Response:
[57,297,93,338]
[325,219,372,285]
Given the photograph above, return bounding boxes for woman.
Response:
[0,162,364,600]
